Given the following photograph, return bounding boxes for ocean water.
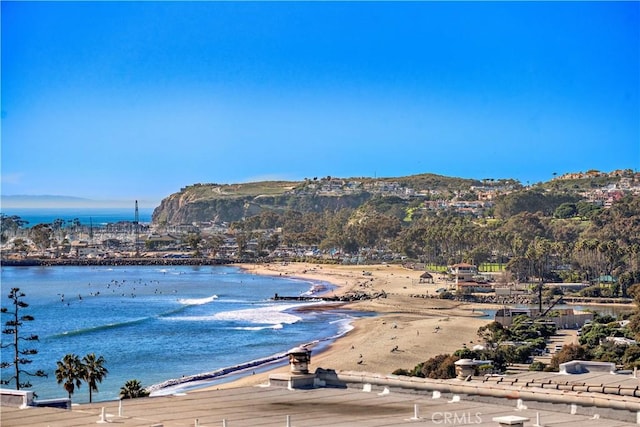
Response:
[0,265,360,403]
[1,207,153,226]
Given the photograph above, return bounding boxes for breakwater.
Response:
[274,289,387,303]
[0,257,235,267]
[147,352,290,395]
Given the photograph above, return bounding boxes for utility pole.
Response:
[134,200,140,257]
[538,280,543,314]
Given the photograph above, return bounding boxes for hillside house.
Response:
[456,281,493,293]
[145,234,181,251]
[70,241,105,258]
[448,263,478,284]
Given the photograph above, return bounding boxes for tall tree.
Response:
[55,354,84,400]
[0,288,47,389]
[29,223,53,251]
[184,232,203,256]
[0,214,29,240]
[82,353,108,403]
[203,234,225,257]
[234,231,250,258]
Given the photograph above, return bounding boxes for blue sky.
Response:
[2,1,639,207]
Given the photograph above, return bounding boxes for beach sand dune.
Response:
[208,262,491,390]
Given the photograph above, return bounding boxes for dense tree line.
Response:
[4,189,640,295]
[229,193,640,294]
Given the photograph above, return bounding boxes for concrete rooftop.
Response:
[2,383,637,427]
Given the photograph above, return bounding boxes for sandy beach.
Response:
[205,262,492,390]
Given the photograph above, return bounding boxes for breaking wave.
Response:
[177,295,219,305]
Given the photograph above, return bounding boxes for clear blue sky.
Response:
[2,1,639,207]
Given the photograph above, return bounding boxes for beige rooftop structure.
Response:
[2,367,639,426]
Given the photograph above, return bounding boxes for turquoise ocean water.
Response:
[0,265,360,403]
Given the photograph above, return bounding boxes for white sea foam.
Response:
[331,317,355,336]
[177,295,218,305]
[212,303,303,326]
[233,324,284,331]
[162,315,217,322]
[161,303,306,325]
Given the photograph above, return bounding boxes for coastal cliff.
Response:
[151,180,374,225]
[150,171,635,226]
[151,174,485,225]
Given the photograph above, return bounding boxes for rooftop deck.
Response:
[2,368,638,427]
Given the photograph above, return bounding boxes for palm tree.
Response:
[119,379,149,399]
[55,353,84,400]
[82,353,108,403]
